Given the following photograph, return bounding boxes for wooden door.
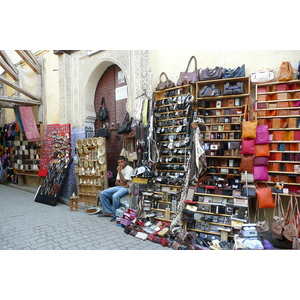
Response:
[94,64,128,174]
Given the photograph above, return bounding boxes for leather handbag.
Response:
[177,56,200,86]
[223,81,244,95]
[156,72,175,91]
[97,97,109,121]
[117,113,131,134]
[239,155,254,173]
[255,144,270,157]
[198,84,221,97]
[242,121,258,139]
[255,208,270,233]
[254,165,269,181]
[241,172,256,197]
[283,196,299,242]
[254,156,269,166]
[241,171,254,183]
[240,139,255,155]
[272,193,285,240]
[222,64,245,78]
[200,66,223,81]
[254,125,269,144]
[256,185,275,208]
[250,69,275,83]
[278,61,293,81]
[95,126,110,138]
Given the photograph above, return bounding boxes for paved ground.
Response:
[0,184,170,250]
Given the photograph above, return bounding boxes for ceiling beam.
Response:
[0,50,19,76]
[15,50,41,74]
[24,50,41,69]
[0,76,41,101]
[0,57,19,81]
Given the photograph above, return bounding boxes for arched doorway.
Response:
[94,64,128,175]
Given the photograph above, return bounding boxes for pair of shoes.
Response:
[98,213,113,218]
[110,217,116,222]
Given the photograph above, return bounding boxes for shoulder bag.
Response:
[198,84,221,97]
[255,208,270,233]
[278,61,293,81]
[177,56,200,86]
[117,113,132,134]
[254,125,269,144]
[254,165,269,181]
[250,69,275,83]
[95,125,110,138]
[156,72,175,91]
[97,97,109,121]
[242,120,258,139]
[222,64,245,78]
[223,81,244,95]
[283,196,299,242]
[200,66,223,81]
[272,193,285,240]
[256,184,275,208]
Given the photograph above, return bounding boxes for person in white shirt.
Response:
[99,156,133,222]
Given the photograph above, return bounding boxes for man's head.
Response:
[117,156,127,169]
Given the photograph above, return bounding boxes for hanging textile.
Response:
[13,107,24,133]
[19,106,40,142]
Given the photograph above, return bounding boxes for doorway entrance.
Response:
[94,64,128,175]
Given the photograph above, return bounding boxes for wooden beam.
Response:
[0,57,19,81]
[0,50,19,76]
[15,50,41,74]
[24,50,41,69]
[0,75,41,101]
[0,95,41,106]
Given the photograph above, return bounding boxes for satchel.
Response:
[250,69,275,83]
[254,165,269,181]
[256,185,275,209]
[156,72,175,91]
[272,193,285,240]
[278,61,293,81]
[95,126,110,138]
[242,121,258,139]
[283,196,299,242]
[222,64,245,78]
[200,66,223,81]
[177,56,200,86]
[254,125,269,144]
[97,97,109,121]
[117,113,131,134]
[198,84,221,97]
[241,183,256,198]
[239,155,254,173]
[223,82,244,95]
[255,208,270,234]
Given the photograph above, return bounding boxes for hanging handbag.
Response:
[177,56,200,86]
[124,118,137,139]
[200,66,223,81]
[198,84,221,97]
[239,155,254,173]
[250,69,275,83]
[255,144,270,157]
[242,121,258,139]
[240,139,255,155]
[256,185,275,208]
[272,193,285,240]
[222,64,245,78]
[254,156,269,166]
[117,113,131,134]
[254,165,269,181]
[255,208,270,233]
[283,196,298,242]
[95,126,110,138]
[241,171,256,198]
[241,171,254,183]
[254,125,269,144]
[223,81,244,95]
[96,97,109,121]
[156,72,175,91]
[278,61,293,81]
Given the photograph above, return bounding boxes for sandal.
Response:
[98,213,113,218]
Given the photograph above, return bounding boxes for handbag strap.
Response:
[205,66,221,76]
[185,56,197,72]
[284,195,295,224]
[101,97,106,107]
[159,72,169,82]
[273,193,284,219]
[255,207,267,222]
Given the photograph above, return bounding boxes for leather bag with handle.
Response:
[198,84,221,97]
[272,193,285,240]
[255,208,270,234]
[250,69,275,83]
[278,61,293,81]
[256,184,275,209]
[239,155,254,173]
[283,196,299,242]
[254,125,269,144]
[177,56,200,86]
[200,66,223,81]
[97,97,109,121]
[156,72,175,91]
[242,121,258,139]
[222,64,245,78]
[241,171,256,198]
[117,112,131,134]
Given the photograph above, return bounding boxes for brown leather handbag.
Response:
[177,56,200,86]
[278,61,293,81]
[156,72,175,91]
[239,155,255,173]
[242,121,258,139]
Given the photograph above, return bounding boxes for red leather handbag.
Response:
[256,186,275,209]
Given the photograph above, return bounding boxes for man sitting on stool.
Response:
[99,156,133,222]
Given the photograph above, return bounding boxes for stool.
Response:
[70,196,78,211]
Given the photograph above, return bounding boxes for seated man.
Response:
[99,156,134,222]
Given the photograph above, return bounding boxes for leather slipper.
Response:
[98,213,113,218]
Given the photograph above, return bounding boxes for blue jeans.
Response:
[100,186,129,218]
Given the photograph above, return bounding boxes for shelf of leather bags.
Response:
[74,137,108,206]
[13,123,44,180]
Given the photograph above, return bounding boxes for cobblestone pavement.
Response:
[0,185,171,250]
